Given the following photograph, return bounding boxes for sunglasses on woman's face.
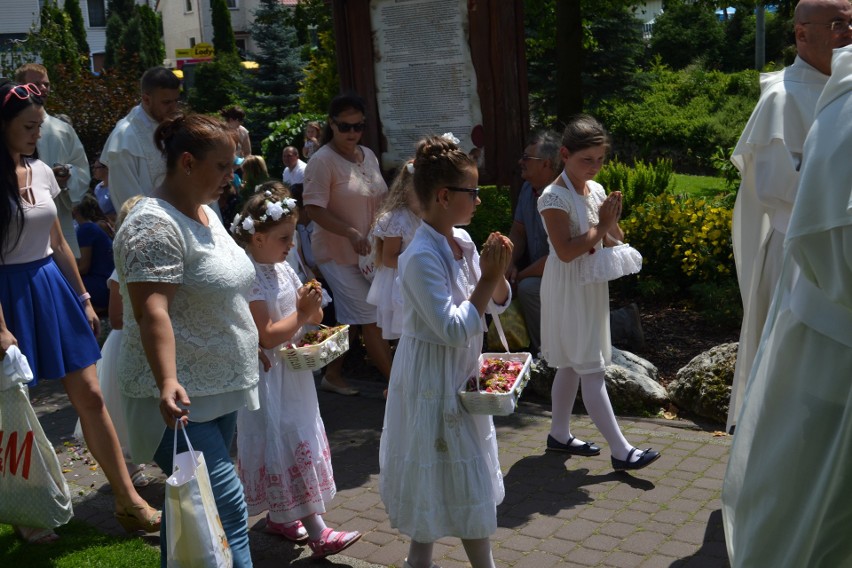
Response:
[332,118,367,133]
[2,83,42,107]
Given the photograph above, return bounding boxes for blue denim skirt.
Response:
[0,256,101,385]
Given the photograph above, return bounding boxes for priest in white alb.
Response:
[101,66,181,210]
[726,0,852,433]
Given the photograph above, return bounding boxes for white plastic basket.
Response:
[278,324,350,371]
[458,352,533,416]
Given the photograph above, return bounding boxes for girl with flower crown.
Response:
[366,161,421,340]
[230,182,362,560]
[379,134,513,568]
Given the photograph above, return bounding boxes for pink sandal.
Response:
[264,516,309,544]
[307,527,362,559]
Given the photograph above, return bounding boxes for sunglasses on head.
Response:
[2,83,42,108]
[332,118,367,133]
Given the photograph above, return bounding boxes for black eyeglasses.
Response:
[447,186,480,199]
[520,154,545,162]
[802,20,852,33]
[332,118,367,133]
[2,83,42,107]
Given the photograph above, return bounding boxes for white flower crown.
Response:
[230,191,298,236]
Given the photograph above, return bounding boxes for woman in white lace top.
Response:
[114,113,259,567]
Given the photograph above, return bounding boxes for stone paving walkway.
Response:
[31,375,732,567]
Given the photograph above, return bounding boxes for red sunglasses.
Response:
[2,83,42,108]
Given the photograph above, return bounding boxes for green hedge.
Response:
[466,185,513,247]
[596,62,758,174]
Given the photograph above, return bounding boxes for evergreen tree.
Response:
[211,0,237,56]
[104,0,139,69]
[64,0,90,55]
[105,3,165,74]
[36,2,84,77]
[250,0,304,119]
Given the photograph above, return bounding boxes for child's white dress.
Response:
[380,224,507,542]
[366,208,421,339]
[538,181,611,373]
[74,270,131,453]
[237,258,336,523]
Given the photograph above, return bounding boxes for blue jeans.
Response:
[153,412,252,568]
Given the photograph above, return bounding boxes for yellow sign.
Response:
[175,43,215,60]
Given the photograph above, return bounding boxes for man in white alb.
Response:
[101,66,181,210]
[726,0,852,433]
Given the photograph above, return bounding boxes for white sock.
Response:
[579,371,635,461]
[549,367,590,447]
[406,540,434,568]
[462,537,495,568]
[301,514,327,541]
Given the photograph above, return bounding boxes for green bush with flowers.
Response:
[621,191,741,325]
[622,193,734,287]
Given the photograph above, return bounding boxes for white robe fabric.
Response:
[727,57,828,432]
[38,113,91,258]
[722,45,852,568]
[100,104,165,211]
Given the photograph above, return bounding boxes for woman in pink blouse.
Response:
[303,94,391,395]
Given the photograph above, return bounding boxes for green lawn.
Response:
[670,173,731,198]
[0,521,159,568]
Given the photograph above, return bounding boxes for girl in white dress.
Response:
[380,134,513,568]
[366,162,421,340]
[231,187,362,560]
[74,197,151,485]
[539,115,660,471]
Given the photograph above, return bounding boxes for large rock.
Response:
[610,303,645,352]
[527,348,667,414]
[667,342,737,424]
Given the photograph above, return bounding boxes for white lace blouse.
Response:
[115,198,259,399]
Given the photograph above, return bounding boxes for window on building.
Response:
[185,0,193,12]
[226,0,238,8]
[87,0,107,27]
[189,37,196,47]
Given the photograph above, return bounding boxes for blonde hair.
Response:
[371,162,416,268]
[116,195,143,231]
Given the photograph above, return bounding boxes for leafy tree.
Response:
[299,30,338,114]
[249,0,304,119]
[137,5,166,70]
[211,0,237,56]
[649,1,725,70]
[64,0,90,56]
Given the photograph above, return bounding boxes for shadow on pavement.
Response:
[669,509,730,567]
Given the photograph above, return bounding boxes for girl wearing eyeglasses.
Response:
[0,79,161,543]
[302,93,391,396]
[380,134,513,568]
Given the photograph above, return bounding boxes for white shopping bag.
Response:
[165,422,232,568]
[0,346,74,528]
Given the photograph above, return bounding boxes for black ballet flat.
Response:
[611,447,661,471]
[546,434,601,456]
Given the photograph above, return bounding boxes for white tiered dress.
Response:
[366,208,421,339]
[538,181,612,373]
[236,258,336,523]
[379,224,506,542]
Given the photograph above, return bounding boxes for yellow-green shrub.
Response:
[622,193,734,287]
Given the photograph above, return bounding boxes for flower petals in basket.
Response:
[458,352,532,416]
[278,324,350,371]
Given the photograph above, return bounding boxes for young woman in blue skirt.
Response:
[0,79,160,543]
